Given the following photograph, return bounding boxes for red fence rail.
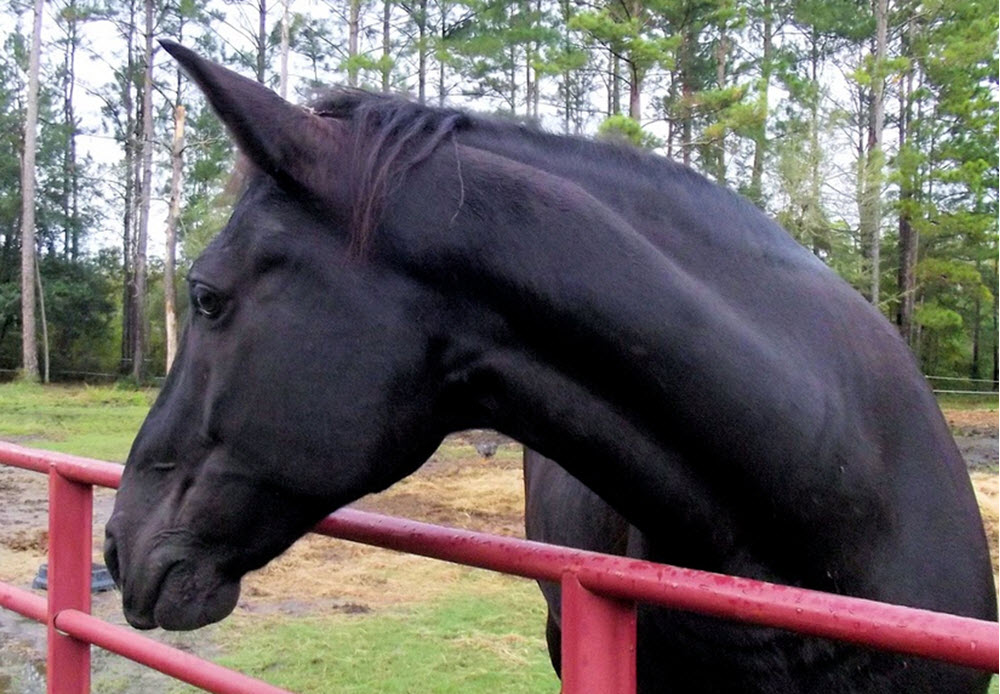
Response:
[0,440,996,693]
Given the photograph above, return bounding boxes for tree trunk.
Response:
[20,0,45,381]
[749,0,772,205]
[508,44,517,115]
[531,0,541,119]
[165,103,185,373]
[257,0,268,83]
[610,50,620,116]
[525,33,534,118]
[62,0,80,261]
[714,32,729,185]
[680,26,695,167]
[348,0,361,87]
[438,4,446,106]
[279,0,290,97]
[808,29,822,254]
[896,47,917,345]
[133,0,154,382]
[970,274,981,380]
[870,0,887,306]
[861,0,887,307]
[416,0,427,103]
[34,255,49,383]
[628,61,641,121]
[993,271,998,390]
[666,69,676,158]
[381,0,391,93]
[120,0,137,376]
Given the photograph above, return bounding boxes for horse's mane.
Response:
[308,89,724,257]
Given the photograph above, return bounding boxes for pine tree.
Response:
[20,0,45,381]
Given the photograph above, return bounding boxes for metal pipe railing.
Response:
[0,440,996,694]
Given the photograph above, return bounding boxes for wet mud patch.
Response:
[946,409,999,471]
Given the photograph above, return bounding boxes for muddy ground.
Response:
[0,416,997,692]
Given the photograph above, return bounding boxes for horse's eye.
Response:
[191,283,225,319]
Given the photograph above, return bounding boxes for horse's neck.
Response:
[454,123,796,279]
[458,124,646,214]
[390,143,834,540]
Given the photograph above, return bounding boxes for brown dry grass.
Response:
[239,434,526,613]
[971,471,999,574]
[945,408,998,433]
[240,536,520,614]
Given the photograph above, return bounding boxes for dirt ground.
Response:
[0,415,997,691]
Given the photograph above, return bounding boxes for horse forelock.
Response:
[306,90,470,257]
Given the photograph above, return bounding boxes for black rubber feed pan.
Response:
[32,563,116,593]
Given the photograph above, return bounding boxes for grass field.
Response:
[0,381,155,461]
[177,581,557,694]
[0,382,996,693]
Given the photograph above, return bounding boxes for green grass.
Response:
[0,382,154,461]
[936,392,998,410]
[176,577,559,694]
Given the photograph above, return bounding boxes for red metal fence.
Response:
[0,440,996,693]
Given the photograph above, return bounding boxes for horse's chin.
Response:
[126,560,241,631]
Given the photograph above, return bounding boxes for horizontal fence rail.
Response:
[0,440,996,694]
[925,375,1000,395]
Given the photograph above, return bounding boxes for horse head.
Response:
[105,43,475,630]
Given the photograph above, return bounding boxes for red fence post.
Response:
[560,572,637,694]
[47,466,92,694]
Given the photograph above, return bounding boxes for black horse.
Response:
[105,42,996,693]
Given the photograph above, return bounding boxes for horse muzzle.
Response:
[104,514,241,631]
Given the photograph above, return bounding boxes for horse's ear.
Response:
[160,40,344,205]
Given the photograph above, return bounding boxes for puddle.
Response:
[0,628,46,694]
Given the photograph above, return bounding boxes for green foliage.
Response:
[37,255,118,374]
[570,4,678,77]
[0,0,994,385]
[915,302,963,332]
[0,250,119,377]
[597,114,662,149]
[915,302,968,374]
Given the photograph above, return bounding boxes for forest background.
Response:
[1,0,997,385]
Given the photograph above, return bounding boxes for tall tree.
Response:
[279,0,291,97]
[573,0,674,122]
[55,0,88,261]
[894,8,917,345]
[161,0,207,373]
[131,0,155,382]
[164,100,184,372]
[20,0,45,381]
[908,0,998,376]
[746,0,774,204]
[220,0,271,84]
[402,0,429,101]
[95,0,142,376]
[859,0,888,305]
[347,0,363,86]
